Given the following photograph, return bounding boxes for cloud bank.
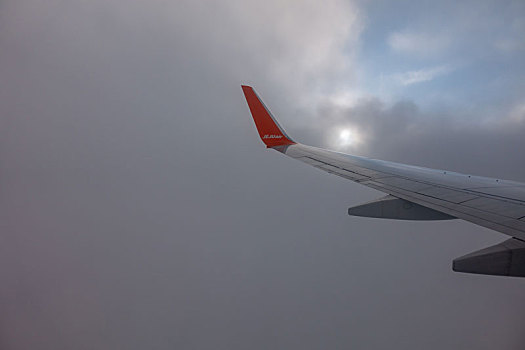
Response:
[1,0,525,349]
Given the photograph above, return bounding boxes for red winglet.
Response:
[242,85,295,148]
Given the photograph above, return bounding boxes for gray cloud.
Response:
[1,0,525,349]
[299,97,525,180]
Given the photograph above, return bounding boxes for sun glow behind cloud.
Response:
[328,125,364,151]
[339,128,357,146]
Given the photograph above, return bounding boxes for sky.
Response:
[1,0,525,349]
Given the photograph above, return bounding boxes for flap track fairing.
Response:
[347,195,455,221]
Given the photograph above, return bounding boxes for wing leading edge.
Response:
[242,85,525,277]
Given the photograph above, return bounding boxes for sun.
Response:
[338,127,360,148]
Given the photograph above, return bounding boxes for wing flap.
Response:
[415,187,479,204]
[460,197,525,219]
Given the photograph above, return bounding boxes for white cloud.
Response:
[226,0,363,107]
[493,38,524,53]
[390,65,453,86]
[387,31,451,57]
[508,102,525,123]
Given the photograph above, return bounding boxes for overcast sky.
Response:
[1,0,525,349]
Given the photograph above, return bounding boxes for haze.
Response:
[1,0,525,349]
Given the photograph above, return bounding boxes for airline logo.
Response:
[263,134,283,139]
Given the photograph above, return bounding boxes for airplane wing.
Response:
[242,85,525,277]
